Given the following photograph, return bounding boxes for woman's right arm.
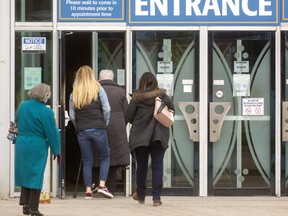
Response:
[69,94,76,127]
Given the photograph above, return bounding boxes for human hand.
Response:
[53,154,62,165]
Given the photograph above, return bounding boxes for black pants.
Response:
[134,144,166,201]
[19,187,41,211]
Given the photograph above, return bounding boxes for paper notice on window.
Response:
[24,67,42,90]
[157,74,174,96]
[233,74,250,97]
[117,69,125,86]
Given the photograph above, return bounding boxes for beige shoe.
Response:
[153,200,162,206]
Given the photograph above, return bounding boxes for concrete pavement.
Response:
[1,195,288,216]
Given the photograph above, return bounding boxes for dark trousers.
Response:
[134,144,166,201]
[19,187,41,211]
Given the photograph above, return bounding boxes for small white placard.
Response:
[182,79,193,85]
[213,80,224,85]
[157,61,173,73]
[242,98,264,116]
[183,85,192,93]
[117,69,125,86]
[234,61,249,73]
[22,37,46,54]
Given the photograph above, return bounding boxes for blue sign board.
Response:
[128,0,279,25]
[58,0,125,21]
[58,0,282,25]
[283,0,288,21]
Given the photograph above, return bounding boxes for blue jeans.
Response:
[77,128,110,187]
[134,143,166,201]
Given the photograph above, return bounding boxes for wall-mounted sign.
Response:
[22,37,46,54]
[58,0,125,21]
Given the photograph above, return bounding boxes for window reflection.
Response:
[15,0,52,22]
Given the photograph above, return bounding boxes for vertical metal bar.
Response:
[199,26,208,196]
[125,26,132,197]
[275,26,281,196]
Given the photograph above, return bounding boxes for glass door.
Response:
[132,31,200,195]
[59,31,126,196]
[208,32,275,195]
[281,31,288,195]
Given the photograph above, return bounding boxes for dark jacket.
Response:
[126,88,175,152]
[93,79,130,167]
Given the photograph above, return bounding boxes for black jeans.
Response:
[19,187,41,211]
[134,144,166,201]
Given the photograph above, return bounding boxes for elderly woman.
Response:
[15,83,61,216]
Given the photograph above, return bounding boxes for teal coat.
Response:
[15,99,61,190]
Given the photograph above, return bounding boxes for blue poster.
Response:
[58,0,125,21]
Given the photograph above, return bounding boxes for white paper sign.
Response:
[234,61,249,73]
[242,98,264,116]
[22,37,46,54]
[157,74,174,96]
[157,61,173,73]
[233,74,250,96]
[117,69,125,86]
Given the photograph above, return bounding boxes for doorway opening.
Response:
[61,31,126,196]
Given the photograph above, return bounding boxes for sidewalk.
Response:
[1,195,288,216]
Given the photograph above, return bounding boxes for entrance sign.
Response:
[59,0,125,21]
[242,98,264,116]
[129,0,279,25]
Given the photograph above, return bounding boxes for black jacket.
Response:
[126,88,175,152]
[93,79,130,167]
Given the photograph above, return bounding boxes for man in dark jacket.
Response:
[92,69,130,195]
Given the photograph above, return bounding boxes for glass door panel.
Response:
[208,32,275,195]
[281,31,288,194]
[133,31,199,195]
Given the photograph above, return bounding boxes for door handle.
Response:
[209,102,231,142]
[282,102,288,141]
[178,102,199,142]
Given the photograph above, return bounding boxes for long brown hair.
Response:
[136,72,158,93]
[72,65,101,109]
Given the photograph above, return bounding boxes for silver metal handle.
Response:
[209,102,231,142]
[178,102,199,142]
